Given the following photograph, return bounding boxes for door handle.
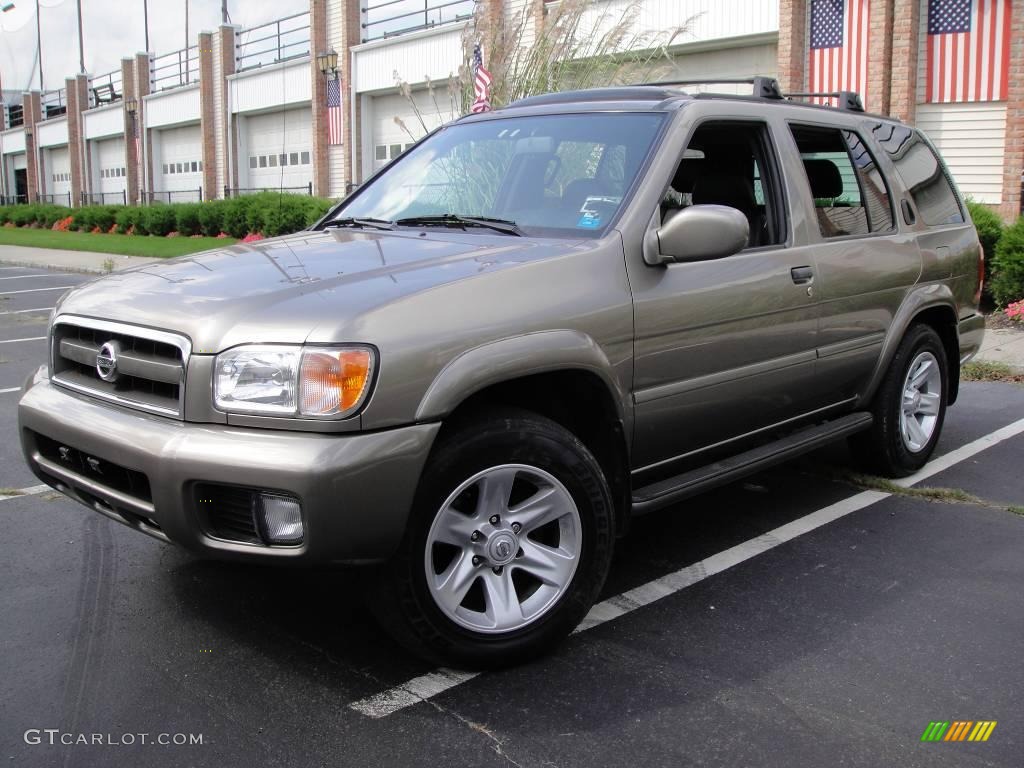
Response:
[790,266,814,284]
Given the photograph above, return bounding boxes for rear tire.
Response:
[850,323,948,477]
[368,409,614,669]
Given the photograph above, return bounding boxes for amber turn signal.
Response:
[299,347,375,417]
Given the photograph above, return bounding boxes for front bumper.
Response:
[18,370,439,564]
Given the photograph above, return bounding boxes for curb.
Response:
[0,258,112,276]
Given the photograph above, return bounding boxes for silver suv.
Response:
[19,79,986,667]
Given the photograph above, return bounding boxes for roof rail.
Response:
[640,77,784,100]
[785,90,865,112]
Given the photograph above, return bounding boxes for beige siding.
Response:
[213,31,226,195]
[915,102,1007,204]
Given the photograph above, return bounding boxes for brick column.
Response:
[888,0,920,123]
[199,31,217,200]
[122,57,139,205]
[338,0,362,190]
[777,0,807,94]
[217,25,237,196]
[1000,4,1024,221]
[865,0,894,114]
[22,92,41,202]
[134,52,153,200]
[66,76,84,207]
[310,0,329,197]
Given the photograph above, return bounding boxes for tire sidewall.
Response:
[388,412,613,667]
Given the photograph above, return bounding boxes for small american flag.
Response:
[926,0,1011,103]
[471,43,492,114]
[808,0,869,104]
[326,76,342,145]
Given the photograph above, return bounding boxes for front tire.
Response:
[368,409,614,668]
[851,323,948,477]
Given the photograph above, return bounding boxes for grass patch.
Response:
[0,488,25,496]
[0,227,236,258]
[961,361,1024,385]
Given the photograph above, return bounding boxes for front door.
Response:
[629,120,821,473]
[14,168,27,202]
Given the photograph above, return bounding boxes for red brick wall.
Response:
[777,0,807,94]
[309,0,329,197]
[66,77,83,207]
[134,53,152,199]
[199,32,217,201]
[866,0,894,114]
[122,58,138,205]
[339,0,362,187]
[888,0,920,123]
[219,26,237,192]
[22,92,41,203]
[1001,2,1024,221]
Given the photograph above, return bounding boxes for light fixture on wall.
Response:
[316,50,339,80]
[125,96,137,115]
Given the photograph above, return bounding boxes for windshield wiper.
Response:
[395,214,523,236]
[325,217,396,231]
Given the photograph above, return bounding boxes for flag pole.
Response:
[35,0,43,90]
[144,0,149,51]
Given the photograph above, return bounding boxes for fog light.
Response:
[256,494,303,545]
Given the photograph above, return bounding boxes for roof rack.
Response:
[641,77,785,100]
[785,90,865,112]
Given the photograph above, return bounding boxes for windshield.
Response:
[333,112,666,237]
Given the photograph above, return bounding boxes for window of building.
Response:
[249,156,257,169]
[290,152,299,165]
[374,146,387,161]
[279,153,287,166]
[269,154,277,167]
[190,161,198,172]
[790,124,894,238]
[259,156,267,168]
[871,124,964,226]
[300,151,310,164]
[389,144,402,160]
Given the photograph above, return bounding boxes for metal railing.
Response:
[236,12,311,72]
[41,88,67,119]
[362,0,474,42]
[224,182,313,198]
[145,189,203,204]
[0,194,28,205]
[39,193,71,206]
[152,45,199,92]
[80,191,127,206]
[91,69,123,106]
[6,103,24,128]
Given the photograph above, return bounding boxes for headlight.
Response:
[214,344,375,418]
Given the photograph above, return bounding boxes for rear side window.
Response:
[871,124,964,226]
[789,124,894,238]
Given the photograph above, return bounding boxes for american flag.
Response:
[471,43,492,114]
[326,76,342,145]
[808,0,869,104]
[926,0,1011,103]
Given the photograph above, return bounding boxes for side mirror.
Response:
[650,204,749,264]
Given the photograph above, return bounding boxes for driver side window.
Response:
[662,122,785,249]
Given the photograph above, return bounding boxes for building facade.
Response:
[0,0,1020,219]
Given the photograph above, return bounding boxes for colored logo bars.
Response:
[921,720,997,742]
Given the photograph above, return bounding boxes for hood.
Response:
[55,229,589,351]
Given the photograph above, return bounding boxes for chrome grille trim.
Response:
[50,314,192,418]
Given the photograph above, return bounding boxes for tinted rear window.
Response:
[871,124,964,226]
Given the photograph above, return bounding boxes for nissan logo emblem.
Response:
[95,340,121,382]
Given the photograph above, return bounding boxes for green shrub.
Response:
[10,205,40,227]
[37,204,71,228]
[991,217,1024,307]
[69,207,95,231]
[174,203,203,236]
[0,207,11,225]
[115,206,144,234]
[90,206,120,233]
[221,199,250,238]
[197,201,226,237]
[142,204,177,236]
[262,204,308,237]
[967,201,1003,301]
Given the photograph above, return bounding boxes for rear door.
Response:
[628,118,822,472]
[782,121,921,403]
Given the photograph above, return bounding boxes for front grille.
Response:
[34,432,152,502]
[195,483,262,545]
[50,316,190,418]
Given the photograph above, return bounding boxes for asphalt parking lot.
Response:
[1,265,1023,768]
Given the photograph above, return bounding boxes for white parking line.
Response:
[0,387,21,394]
[0,336,46,344]
[0,274,54,280]
[0,286,74,295]
[349,416,1024,719]
[0,307,54,315]
[0,484,49,501]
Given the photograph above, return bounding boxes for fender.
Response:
[857,283,959,409]
[415,329,629,429]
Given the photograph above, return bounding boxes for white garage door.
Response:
[47,146,71,200]
[95,137,126,198]
[370,88,456,172]
[157,124,203,198]
[243,108,312,192]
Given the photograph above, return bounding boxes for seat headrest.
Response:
[691,174,755,212]
[803,159,844,199]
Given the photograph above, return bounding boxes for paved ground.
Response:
[1,266,1023,768]
[976,327,1024,370]
[0,244,157,274]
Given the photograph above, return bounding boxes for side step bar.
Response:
[631,412,874,515]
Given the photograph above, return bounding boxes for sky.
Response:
[0,0,309,93]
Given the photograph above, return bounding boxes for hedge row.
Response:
[966,202,1023,309]
[0,192,334,239]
